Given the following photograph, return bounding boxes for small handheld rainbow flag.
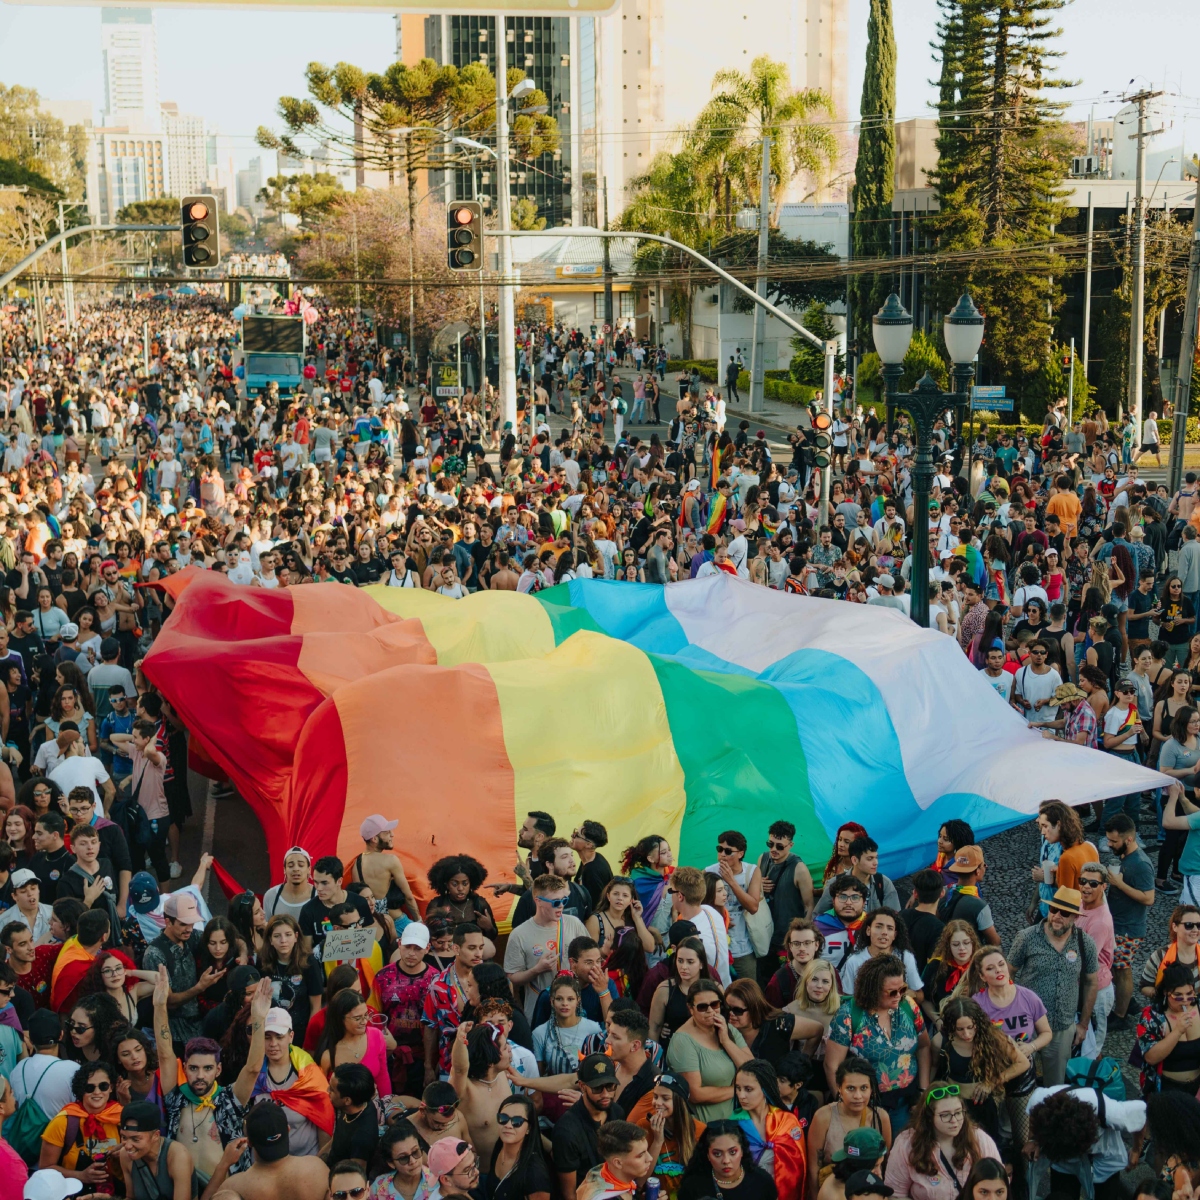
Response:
[710,443,722,491]
[707,491,728,535]
[1117,706,1139,733]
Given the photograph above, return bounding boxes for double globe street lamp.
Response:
[871,292,986,629]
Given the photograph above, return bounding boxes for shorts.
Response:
[1140,442,1159,453]
[1113,933,1142,971]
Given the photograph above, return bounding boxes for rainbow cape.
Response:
[707,492,728,535]
[955,543,987,588]
[252,1045,334,1133]
[710,444,722,491]
[142,572,1171,898]
[735,1107,806,1200]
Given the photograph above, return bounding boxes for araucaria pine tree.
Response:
[850,0,896,339]
[927,0,1075,383]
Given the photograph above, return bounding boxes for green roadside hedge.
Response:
[666,360,817,406]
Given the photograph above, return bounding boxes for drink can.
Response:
[646,1177,661,1200]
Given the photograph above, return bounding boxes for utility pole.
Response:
[1082,191,1094,388]
[602,178,614,358]
[1067,336,1076,427]
[1127,89,1164,432]
[57,201,75,329]
[748,136,772,414]
[494,15,518,430]
[1168,191,1200,495]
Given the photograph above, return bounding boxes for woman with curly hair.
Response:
[884,1082,1000,1200]
[838,908,924,998]
[807,1055,890,1195]
[822,823,868,886]
[37,1059,122,1186]
[929,822,975,881]
[78,952,156,1027]
[63,993,127,1065]
[16,777,63,820]
[933,998,1030,1144]
[620,833,675,936]
[425,853,496,937]
[111,1024,175,1110]
[1144,1091,1200,1187]
[919,922,980,1027]
[1135,962,1200,1095]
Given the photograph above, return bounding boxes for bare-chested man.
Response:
[205,1102,328,1200]
[489,550,519,591]
[450,1019,517,1163]
[393,1079,472,1147]
[346,814,418,920]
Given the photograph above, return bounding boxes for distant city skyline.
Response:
[0,0,1196,180]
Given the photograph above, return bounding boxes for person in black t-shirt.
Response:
[328,1063,380,1166]
[898,869,946,972]
[29,812,73,903]
[299,855,373,956]
[572,821,613,907]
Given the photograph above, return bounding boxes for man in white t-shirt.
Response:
[980,645,1014,702]
[49,743,115,814]
[1011,644,1062,725]
[668,866,731,987]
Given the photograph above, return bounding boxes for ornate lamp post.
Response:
[872,292,985,628]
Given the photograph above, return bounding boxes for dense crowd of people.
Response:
[1,293,1200,1200]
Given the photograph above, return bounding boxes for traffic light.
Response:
[181,196,220,268]
[811,411,833,468]
[447,201,483,271]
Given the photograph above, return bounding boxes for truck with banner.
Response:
[241,315,306,396]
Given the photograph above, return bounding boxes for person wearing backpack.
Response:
[7,1010,78,1167]
[939,847,1002,948]
[813,838,901,917]
[1026,1083,1146,1200]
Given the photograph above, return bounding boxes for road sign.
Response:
[321,928,377,963]
[436,386,464,397]
[971,385,1014,412]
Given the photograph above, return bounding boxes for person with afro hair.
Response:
[426,854,497,938]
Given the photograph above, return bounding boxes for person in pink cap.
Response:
[143,890,226,1043]
[427,1135,481,1196]
[345,813,418,921]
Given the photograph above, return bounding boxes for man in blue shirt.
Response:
[99,689,136,784]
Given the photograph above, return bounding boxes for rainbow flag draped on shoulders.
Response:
[954,542,987,588]
[710,443,723,491]
[707,492,728,535]
[252,1045,334,1133]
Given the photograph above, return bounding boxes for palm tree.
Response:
[618,147,717,357]
[700,56,838,223]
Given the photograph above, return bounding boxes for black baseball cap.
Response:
[578,1054,617,1085]
[245,1101,290,1161]
[845,1172,894,1199]
[667,919,699,946]
[119,1101,163,1132]
[27,1009,62,1047]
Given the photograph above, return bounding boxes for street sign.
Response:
[971,385,1014,412]
[321,928,377,963]
[436,386,464,397]
[12,0,620,9]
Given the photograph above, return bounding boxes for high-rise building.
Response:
[413,0,848,227]
[237,156,265,214]
[101,8,160,131]
[206,133,239,214]
[161,103,208,197]
[90,129,171,221]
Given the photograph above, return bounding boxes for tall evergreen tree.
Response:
[850,0,896,340]
[926,0,1075,387]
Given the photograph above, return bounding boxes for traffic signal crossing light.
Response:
[811,411,833,469]
[181,196,220,268]
[447,201,483,272]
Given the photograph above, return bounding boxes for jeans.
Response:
[1038,1025,1077,1086]
[1091,982,1115,1054]
[630,398,646,421]
[1101,786,1142,824]
[1164,640,1193,669]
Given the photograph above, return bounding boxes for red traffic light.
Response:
[185,201,209,221]
[812,412,833,431]
[454,207,475,225]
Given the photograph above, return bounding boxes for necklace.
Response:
[715,1168,745,1190]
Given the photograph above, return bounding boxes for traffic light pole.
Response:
[0,224,181,292]
[494,21,518,433]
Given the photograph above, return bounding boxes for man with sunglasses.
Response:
[553,1053,627,1200]
[428,1136,482,1198]
[504,875,590,1023]
[1075,862,1116,1053]
[1008,886,1099,1086]
[756,820,814,988]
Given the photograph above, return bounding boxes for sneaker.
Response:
[1158,877,1182,894]
[1107,1013,1133,1032]
[169,861,183,879]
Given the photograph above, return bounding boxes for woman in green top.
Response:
[666,977,753,1122]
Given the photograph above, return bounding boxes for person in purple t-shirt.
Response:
[972,946,1054,1051]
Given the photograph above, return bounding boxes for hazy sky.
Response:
[0,0,1196,172]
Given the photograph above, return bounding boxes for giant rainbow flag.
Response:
[143,573,1167,907]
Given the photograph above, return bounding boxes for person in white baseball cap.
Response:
[23,1170,82,1200]
[354,815,417,921]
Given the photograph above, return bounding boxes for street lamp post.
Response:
[873,292,984,628]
